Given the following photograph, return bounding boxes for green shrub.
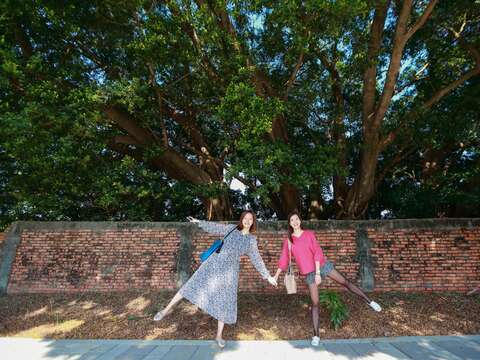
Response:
[319,290,349,330]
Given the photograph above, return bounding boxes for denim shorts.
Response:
[305,260,334,285]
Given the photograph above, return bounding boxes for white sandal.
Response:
[153,309,170,321]
[369,301,382,312]
[216,338,226,348]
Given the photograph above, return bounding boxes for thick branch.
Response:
[13,22,33,60]
[383,14,479,150]
[373,0,413,128]
[104,105,156,145]
[195,0,242,53]
[160,101,211,155]
[361,1,390,125]
[107,137,213,185]
[106,140,143,161]
[375,144,417,188]
[284,50,305,100]
[448,20,480,67]
[151,148,212,184]
[318,49,348,200]
[112,135,142,146]
[318,51,345,118]
[381,66,480,149]
[195,0,275,97]
[423,67,480,109]
[167,2,221,82]
[394,62,429,95]
[374,1,438,128]
[147,63,169,146]
[8,77,25,95]
[105,105,215,184]
[406,0,439,40]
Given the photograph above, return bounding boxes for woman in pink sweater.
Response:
[273,211,381,346]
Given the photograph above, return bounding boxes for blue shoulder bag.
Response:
[200,226,236,262]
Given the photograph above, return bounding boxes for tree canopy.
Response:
[1,0,479,228]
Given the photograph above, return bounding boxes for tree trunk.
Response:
[278,183,300,219]
[340,136,381,219]
[307,184,325,220]
[201,192,233,220]
[337,0,441,219]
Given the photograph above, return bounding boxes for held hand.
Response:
[267,276,278,287]
[186,216,199,223]
[315,274,322,285]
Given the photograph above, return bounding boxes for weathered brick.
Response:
[3,224,480,294]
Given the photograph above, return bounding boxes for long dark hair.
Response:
[237,210,257,233]
[287,210,302,242]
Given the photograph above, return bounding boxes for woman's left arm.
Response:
[246,238,270,280]
[310,231,326,264]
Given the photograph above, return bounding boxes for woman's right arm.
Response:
[274,238,290,281]
[190,218,236,235]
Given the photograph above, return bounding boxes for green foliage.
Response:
[319,290,349,330]
[0,0,479,225]
[219,81,282,140]
[372,68,480,219]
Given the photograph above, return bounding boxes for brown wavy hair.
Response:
[237,210,257,233]
[287,210,302,242]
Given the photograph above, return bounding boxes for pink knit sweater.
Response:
[278,230,327,275]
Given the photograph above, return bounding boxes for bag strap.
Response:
[287,237,293,275]
[220,225,237,246]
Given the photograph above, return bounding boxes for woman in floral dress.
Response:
[153,211,277,348]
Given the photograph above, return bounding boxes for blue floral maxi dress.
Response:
[178,221,270,324]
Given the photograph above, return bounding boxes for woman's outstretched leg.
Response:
[327,269,381,311]
[216,321,226,348]
[153,291,183,321]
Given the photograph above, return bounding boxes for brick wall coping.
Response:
[4,218,480,232]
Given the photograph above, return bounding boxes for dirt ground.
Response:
[0,290,479,340]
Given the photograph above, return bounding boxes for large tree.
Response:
[1,0,479,222]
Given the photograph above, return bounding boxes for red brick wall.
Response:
[5,222,480,294]
[370,228,480,292]
[190,226,479,293]
[8,229,180,293]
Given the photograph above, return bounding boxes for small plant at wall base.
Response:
[320,290,349,330]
